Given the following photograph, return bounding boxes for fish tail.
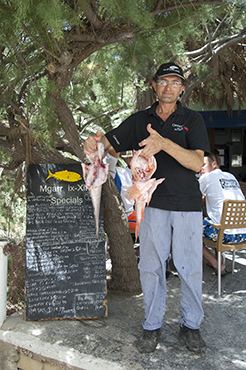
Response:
[45,169,53,180]
[90,186,101,239]
[135,223,140,242]
[141,206,145,221]
[135,202,145,241]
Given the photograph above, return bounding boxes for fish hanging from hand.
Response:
[125,150,165,241]
[46,169,82,182]
[82,142,109,238]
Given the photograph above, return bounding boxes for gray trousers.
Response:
[139,207,204,331]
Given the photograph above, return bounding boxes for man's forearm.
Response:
[164,139,204,173]
[100,135,111,151]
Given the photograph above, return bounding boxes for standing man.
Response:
[84,62,210,354]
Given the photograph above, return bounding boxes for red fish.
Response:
[82,142,109,238]
[125,150,165,240]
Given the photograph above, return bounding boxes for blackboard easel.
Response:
[25,163,107,321]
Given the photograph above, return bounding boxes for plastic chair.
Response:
[203,199,246,296]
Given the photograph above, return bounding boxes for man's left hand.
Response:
[139,124,166,158]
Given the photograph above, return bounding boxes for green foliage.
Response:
[191,63,213,81]
[62,50,136,137]
[1,0,246,238]
[98,0,153,28]
[0,0,244,146]
[31,79,61,148]
[1,0,76,42]
[0,147,13,169]
[0,168,26,242]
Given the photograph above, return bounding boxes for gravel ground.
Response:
[2,249,246,370]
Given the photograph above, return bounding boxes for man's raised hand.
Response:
[83,130,102,155]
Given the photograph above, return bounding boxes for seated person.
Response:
[105,148,136,232]
[199,153,246,275]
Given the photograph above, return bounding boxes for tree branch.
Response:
[53,92,87,162]
[207,31,246,63]
[84,2,103,30]
[81,106,123,131]
[185,30,246,59]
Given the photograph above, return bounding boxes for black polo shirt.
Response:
[106,101,210,212]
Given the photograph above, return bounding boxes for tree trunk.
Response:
[103,175,141,293]
[53,91,87,163]
[52,89,141,292]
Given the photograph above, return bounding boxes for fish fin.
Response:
[125,184,139,201]
[81,163,88,181]
[146,177,165,206]
[45,169,53,180]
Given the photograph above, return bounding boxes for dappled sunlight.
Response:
[232,290,246,295]
[202,292,245,304]
[224,249,246,265]
[232,360,246,368]
[165,318,180,324]
[201,246,246,297]
[222,348,246,369]
[167,288,180,299]
[31,328,43,336]
[202,293,225,302]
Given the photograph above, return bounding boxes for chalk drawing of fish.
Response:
[46,169,82,182]
[125,149,165,241]
[82,142,109,238]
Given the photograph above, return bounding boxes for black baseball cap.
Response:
[155,62,184,80]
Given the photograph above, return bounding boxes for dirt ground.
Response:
[2,248,246,370]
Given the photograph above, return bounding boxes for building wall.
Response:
[211,127,246,180]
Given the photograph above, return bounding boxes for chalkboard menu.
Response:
[25,163,107,321]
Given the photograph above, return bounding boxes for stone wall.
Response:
[0,341,84,370]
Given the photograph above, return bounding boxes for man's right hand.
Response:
[83,130,102,155]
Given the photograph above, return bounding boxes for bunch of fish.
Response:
[82,142,109,238]
[125,150,165,240]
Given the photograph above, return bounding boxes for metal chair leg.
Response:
[222,252,225,265]
[232,250,236,273]
[218,251,221,296]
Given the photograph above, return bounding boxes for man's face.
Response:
[200,157,214,176]
[152,75,185,104]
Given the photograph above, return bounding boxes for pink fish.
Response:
[125,150,165,240]
[82,142,109,238]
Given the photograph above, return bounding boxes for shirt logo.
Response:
[172,123,184,131]
[219,179,240,189]
[113,135,120,145]
[172,123,189,132]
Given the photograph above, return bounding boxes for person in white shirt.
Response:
[199,153,246,275]
[105,150,136,232]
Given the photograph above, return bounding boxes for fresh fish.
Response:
[82,142,109,238]
[125,150,165,240]
[46,169,82,182]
